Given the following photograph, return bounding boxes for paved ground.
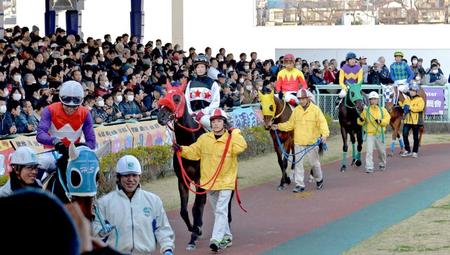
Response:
[166,143,450,255]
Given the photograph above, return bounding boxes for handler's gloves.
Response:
[403,104,410,114]
[338,89,347,98]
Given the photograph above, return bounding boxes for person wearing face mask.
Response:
[37,80,96,165]
[36,71,48,88]
[424,64,446,86]
[0,97,14,135]
[95,73,112,96]
[241,81,258,104]
[119,89,142,119]
[410,56,426,77]
[112,90,124,119]
[11,71,22,87]
[185,53,221,130]
[91,96,107,124]
[275,54,308,106]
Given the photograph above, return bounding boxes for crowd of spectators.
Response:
[0,24,447,136]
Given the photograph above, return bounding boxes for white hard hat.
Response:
[210,108,228,121]
[368,91,380,99]
[11,147,39,166]
[116,155,142,175]
[59,80,84,106]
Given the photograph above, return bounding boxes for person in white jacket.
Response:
[94,155,174,255]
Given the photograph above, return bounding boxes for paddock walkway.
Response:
[167,143,450,255]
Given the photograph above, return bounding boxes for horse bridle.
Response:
[270,100,287,123]
[163,108,203,133]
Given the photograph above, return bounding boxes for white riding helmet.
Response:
[10,147,39,166]
[59,80,84,106]
[368,91,380,99]
[116,155,142,175]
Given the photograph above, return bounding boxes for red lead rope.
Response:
[175,133,247,212]
[175,119,203,133]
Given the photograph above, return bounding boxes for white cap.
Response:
[11,147,39,166]
[59,80,84,106]
[116,155,142,175]
[368,91,380,99]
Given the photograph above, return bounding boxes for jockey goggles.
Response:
[60,96,83,106]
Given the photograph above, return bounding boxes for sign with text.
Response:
[424,87,445,115]
[126,120,168,147]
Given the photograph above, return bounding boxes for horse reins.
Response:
[273,129,324,164]
[271,100,287,123]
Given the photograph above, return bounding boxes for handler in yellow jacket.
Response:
[272,89,329,193]
[176,109,247,252]
[357,91,391,173]
[400,84,425,158]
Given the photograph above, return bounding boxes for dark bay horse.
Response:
[384,85,426,156]
[258,88,295,190]
[338,84,365,172]
[43,144,100,221]
[157,82,207,250]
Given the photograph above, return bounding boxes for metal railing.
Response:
[314,84,450,123]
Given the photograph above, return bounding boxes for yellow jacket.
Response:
[403,96,425,125]
[180,129,247,190]
[277,103,330,145]
[357,105,391,135]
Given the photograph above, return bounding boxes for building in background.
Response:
[256,0,450,26]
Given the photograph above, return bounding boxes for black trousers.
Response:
[403,124,420,153]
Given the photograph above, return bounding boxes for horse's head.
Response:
[258,87,277,129]
[157,80,188,126]
[66,144,99,220]
[347,84,364,113]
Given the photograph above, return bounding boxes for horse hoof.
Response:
[186,244,196,251]
[387,153,393,157]
[277,185,286,191]
[340,166,347,172]
[355,160,362,167]
[351,159,356,166]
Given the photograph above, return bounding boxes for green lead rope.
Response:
[363,105,386,144]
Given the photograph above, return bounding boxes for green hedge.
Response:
[98,145,173,195]
[0,175,8,186]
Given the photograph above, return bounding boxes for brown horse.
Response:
[384,85,426,156]
[258,87,295,190]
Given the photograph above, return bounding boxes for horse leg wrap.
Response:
[390,141,396,153]
[356,152,361,161]
[351,144,356,159]
[399,138,405,149]
[341,151,347,166]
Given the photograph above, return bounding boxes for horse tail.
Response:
[419,125,424,147]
